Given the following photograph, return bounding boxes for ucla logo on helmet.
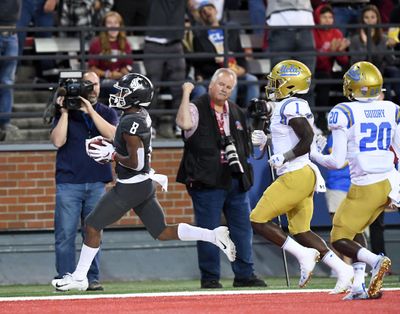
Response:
[347,67,361,81]
[279,64,301,77]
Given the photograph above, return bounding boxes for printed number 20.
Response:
[359,122,391,151]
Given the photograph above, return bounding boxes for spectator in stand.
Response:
[88,11,133,102]
[189,0,225,23]
[59,0,114,40]
[112,0,150,35]
[191,1,260,107]
[265,0,316,105]
[143,0,187,138]
[312,4,350,133]
[0,0,21,141]
[349,4,398,100]
[17,0,57,80]
[385,3,400,102]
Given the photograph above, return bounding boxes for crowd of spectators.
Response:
[2,0,400,139]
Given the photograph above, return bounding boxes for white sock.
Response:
[351,262,366,292]
[357,247,380,268]
[72,244,99,281]
[177,223,215,243]
[282,236,308,260]
[322,250,350,275]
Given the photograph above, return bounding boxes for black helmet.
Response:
[109,73,154,109]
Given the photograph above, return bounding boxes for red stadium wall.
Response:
[0,148,194,231]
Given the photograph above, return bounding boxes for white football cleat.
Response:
[368,255,391,298]
[213,226,236,262]
[51,273,88,291]
[298,248,320,288]
[343,284,369,300]
[330,264,354,294]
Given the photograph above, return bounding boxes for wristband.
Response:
[283,149,296,162]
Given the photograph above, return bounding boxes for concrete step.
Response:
[16,128,50,142]
[15,65,37,83]
[13,102,47,113]
[11,117,50,130]
[14,90,52,104]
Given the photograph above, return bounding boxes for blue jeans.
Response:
[248,0,266,35]
[333,6,363,37]
[17,0,55,70]
[230,73,260,108]
[54,182,105,283]
[268,28,316,75]
[0,34,18,127]
[189,179,255,281]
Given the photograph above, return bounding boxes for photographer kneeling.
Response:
[51,71,119,291]
[175,68,266,289]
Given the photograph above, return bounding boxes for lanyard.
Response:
[210,100,230,136]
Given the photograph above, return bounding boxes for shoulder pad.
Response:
[328,103,354,130]
[279,98,312,125]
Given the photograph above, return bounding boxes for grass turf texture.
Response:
[0,276,399,298]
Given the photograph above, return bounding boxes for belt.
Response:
[145,40,181,46]
[0,31,16,36]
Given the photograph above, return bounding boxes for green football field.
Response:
[0,276,399,298]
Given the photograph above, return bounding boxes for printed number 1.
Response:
[359,122,391,151]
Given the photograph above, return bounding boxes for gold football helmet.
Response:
[343,61,383,100]
[265,60,312,101]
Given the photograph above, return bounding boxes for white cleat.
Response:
[330,264,354,294]
[298,248,320,288]
[343,284,370,300]
[213,226,236,262]
[368,255,391,298]
[51,273,88,291]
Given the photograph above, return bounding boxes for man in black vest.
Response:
[176,68,266,289]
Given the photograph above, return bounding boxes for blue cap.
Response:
[198,1,215,10]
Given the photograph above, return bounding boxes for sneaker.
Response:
[343,284,369,300]
[330,265,354,294]
[87,280,104,291]
[201,279,223,289]
[51,273,88,291]
[213,226,236,262]
[233,274,267,287]
[298,248,320,288]
[368,255,391,298]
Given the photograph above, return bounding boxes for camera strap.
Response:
[211,100,230,136]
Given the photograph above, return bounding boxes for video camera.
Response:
[57,71,94,110]
[247,98,274,131]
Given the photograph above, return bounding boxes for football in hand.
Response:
[88,138,106,150]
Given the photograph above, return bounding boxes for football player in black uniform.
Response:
[52,73,236,291]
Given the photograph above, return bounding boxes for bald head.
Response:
[83,71,100,104]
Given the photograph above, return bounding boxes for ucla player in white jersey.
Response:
[311,61,399,300]
[251,60,353,293]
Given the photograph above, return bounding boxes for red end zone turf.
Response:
[1,290,399,314]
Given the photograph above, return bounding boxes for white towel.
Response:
[116,168,169,192]
[307,162,326,193]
